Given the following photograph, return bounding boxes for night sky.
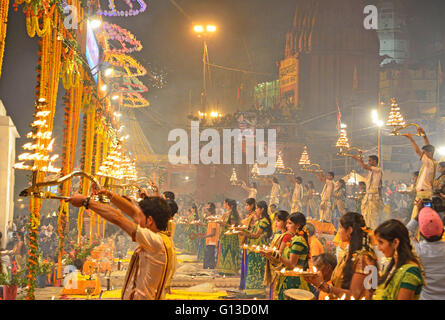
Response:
[0,0,296,203]
[2,0,445,207]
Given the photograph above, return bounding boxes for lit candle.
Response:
[340,294,346,300]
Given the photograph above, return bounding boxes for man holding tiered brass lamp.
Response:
[402,127,437,220]
[351,154,383,230]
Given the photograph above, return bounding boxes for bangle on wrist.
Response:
[317,281,326,290]
[327,284,332,294]
[82,196,91,210]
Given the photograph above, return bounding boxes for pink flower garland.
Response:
[97,0,147,17]
[102,22,142,54]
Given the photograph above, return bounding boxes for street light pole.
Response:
[202,39,208,112]
[194,24,217,115]
[372,95,384,171]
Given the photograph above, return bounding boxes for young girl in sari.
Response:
[373,219,424,300]
[275,212,313,300]
[216,199,241,275]
[305,212,378,299]
[262,210,291,299]
[239,198,257,291]
[241,201,272,297]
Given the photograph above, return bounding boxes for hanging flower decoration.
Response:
[100,22,142,54]
[0,0,10,80]
[97,0,147,17]
[61,46,82,89]
[121,91,150,108]
[21,1,56,38]
[105,53,147,78]
[117,77,148,93]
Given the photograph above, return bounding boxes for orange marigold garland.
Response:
[0,0,10,80]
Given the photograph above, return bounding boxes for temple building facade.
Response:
[279,0,381,127]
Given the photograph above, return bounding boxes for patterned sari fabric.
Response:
[216,213,240,275]
[173,223,185,250]
[239,213,255,290]
[275,235,312,300]
[183,213,200,254]
[330,248,377,299]
[264,231,290,299]
[373,264,424,300]
[197,224,207,262]
[245,218,271,296]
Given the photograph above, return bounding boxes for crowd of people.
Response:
[170,126,445,300]
[189,103,300,130]
[1,124,445,301]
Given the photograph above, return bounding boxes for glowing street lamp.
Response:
[206,25,217,32]
[104,68,113,77]
[193,25,204,33]
[193,23,217,112]
[88,18,102,29]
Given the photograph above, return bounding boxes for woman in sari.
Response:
[305,212,378,299]
[183,204,200,255]
[239,198,257,291]
[216,199,241,275]
[373,219,424,300]
[275,212,313,300]
[197,205,207,262]
[262,210,292,300]
[240,201,272,297]
[305,181,318,220]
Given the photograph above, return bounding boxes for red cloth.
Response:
[282,234,293,243]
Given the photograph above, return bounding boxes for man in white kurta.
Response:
[316,172,335,222]
[269,178,281,207]
[352,155,383,230]
[402,129,437,220]
[291,177,304,213]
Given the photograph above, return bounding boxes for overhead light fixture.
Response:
[101,84,108,92]
[88,18,102,29]
[193,25,204,33]
[104,68,113,77]
[206,25,217,32]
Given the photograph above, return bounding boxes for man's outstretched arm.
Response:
[403,133,422,157]
[66,194,136,237]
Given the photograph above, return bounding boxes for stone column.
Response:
[0,100,19,248]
